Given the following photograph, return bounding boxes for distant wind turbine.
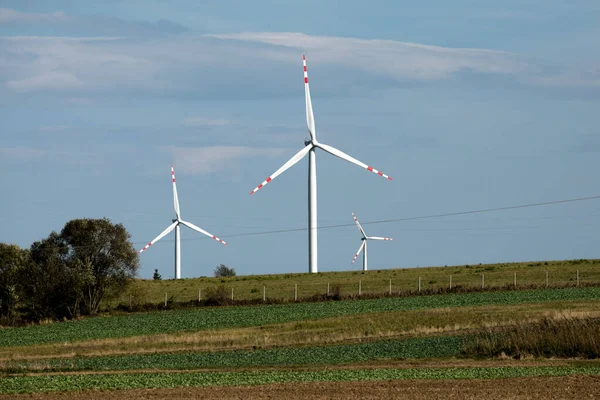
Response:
[250,55,392,273]
[138,165,227,279]
[351,212,393,271]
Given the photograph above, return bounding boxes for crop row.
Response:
[2,366,600,394]
[2,336,465,372]
[1,286,599,348]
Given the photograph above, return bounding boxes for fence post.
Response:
[514,272,517,288]
[481,274,484,289]
[327,282,330,296]
[198,288,201,302]
[164,292,168,307]
[129,295,132,308]
[577,270,580,287]
[389,279,392,295]
[418,277,421,292]
[359,280,362,296]
[546,270,549,288]
[295,284,298,301]
[449,275,452,289]
[231,287,234,301]
[263,286,266,301]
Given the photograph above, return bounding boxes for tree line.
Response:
[0,218,138,325]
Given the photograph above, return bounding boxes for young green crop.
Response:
[2,336,465,372]
[1,366,600,394]
[1,286,599,348]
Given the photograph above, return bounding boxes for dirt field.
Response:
[5,375,599,400]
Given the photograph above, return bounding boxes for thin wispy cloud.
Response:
[0,8,69,23]
[162,145,288,175]
[0,8,188,37]
[63,97,95,105]
[40,125,69,132]
[182,117,235,127]
[0,146,46,160]
[0,28,598,97]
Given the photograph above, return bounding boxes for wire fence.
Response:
[119,262,600,306]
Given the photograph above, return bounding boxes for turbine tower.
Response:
[138,165,227,279]
[250,55,392,273]
[351,212,393,271]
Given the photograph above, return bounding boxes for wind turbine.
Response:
[138,165,227,279]
[250,55,392,273]
[351,212,393,271]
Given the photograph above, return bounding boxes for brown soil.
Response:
[3,375,599,399]
[8,358,594,376]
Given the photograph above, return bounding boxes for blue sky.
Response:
[1,1,599,279]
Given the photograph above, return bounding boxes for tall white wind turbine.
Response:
[350,212,393,272]
[138,165,228,279]
[250,55,392,273]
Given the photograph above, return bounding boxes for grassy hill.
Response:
[118,259,600,306]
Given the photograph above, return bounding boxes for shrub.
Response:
[214,264,236,278]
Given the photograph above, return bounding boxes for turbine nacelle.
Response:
[249,55,393,273]
[138,165,228,279]
[351,212,393,271]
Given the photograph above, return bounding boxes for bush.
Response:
[463,317,600,359]
[204,285,232,306]
[214,264,236,278]
[153,269,162,280]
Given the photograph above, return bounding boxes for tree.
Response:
[0,243,29,321]
[59,218,139,315]
[20,218,139,320]
[214,264,236,277]
[22,232,79,320]
[153,269,162,280]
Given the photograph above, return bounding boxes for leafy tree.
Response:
[214,264,236,277]
[21,218,139,320]
[153,269,162,280]
[22,232,79,320]
[59,218,139,315]
[0,243,29,321]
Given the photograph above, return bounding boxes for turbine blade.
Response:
[249,145,312,194]
[171,165,181,219]
[367,236,393,241]
[180,220,228,245]
[352,212,367,237]
[351,241,366,264]
[303,55,316,140]
[316,143,392,180]
[138,221,178,254]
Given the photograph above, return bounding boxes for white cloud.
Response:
[40,125,69,132]
[0,8,69,23]
[0,32,597,96]
[7,71,83,92]
[0,8,186,37]
[64,97,95,105]
[0,147,46,160]
[182,117,234,127]
[162,145,288,175]
[207,32,534,80]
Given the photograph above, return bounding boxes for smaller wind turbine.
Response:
[138,165,227,279]
[351,212,392,271]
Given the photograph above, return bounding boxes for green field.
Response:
[2,366,599,394]
[1,335,466,373]
[2,286,599,348]
[1,260,599,396]
[119,259,600,305]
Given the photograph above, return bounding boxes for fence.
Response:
[121,263,600,306]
